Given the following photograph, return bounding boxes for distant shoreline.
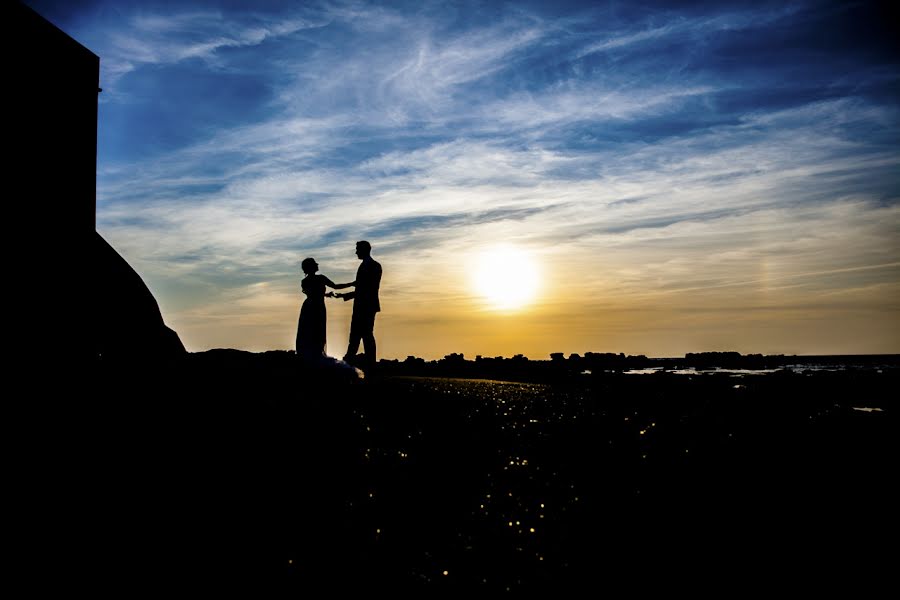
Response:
[188,348,900,362]
[146,348,900,385]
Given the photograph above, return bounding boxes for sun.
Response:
[472,246,540,310]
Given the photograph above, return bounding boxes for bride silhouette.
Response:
[295,258,361,376]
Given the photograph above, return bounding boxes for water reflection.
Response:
[272,371,892,592]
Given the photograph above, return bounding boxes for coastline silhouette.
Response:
[91,347,896,594]
[334,240,382,373]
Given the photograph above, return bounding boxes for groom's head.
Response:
[355,240,371,259]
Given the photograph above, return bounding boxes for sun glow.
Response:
[472,246,540,310]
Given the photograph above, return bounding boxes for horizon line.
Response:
[190,348,900,360]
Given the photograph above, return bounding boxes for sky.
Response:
[27,0,900,358]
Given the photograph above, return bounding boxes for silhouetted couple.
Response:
[296,241,382,374]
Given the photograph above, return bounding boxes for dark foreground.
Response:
[71,355,895,594]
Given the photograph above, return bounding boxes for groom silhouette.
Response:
[338,241,382,372]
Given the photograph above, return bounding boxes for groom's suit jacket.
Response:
[345,256,382,315]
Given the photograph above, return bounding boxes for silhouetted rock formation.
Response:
[9,1,184,360]
[94,232,184,359]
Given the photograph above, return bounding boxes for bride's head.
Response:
[301,257,318,275]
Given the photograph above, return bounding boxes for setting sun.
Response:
[472,246,540,311]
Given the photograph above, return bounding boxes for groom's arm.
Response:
[337,279,357,300]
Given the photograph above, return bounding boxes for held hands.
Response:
[328,289,353,300]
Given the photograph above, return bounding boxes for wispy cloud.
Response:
[573,3,805,59]
[97,8,328,90]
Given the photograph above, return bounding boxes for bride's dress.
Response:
[296,274,363,379]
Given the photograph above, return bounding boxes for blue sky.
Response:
[27,0,900,356]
